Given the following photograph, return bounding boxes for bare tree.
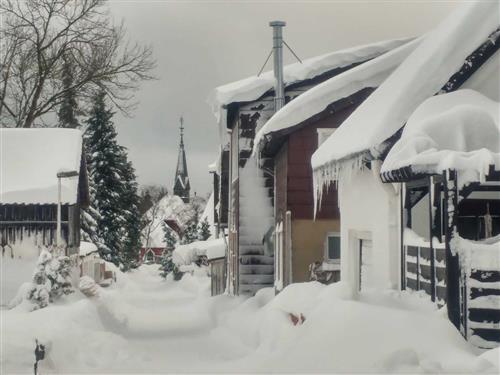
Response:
[0,0,155,128]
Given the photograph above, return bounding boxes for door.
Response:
[359,239,373,291]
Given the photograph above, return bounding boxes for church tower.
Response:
[173,116,190,203]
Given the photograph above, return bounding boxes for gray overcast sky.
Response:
[108,0,463,197]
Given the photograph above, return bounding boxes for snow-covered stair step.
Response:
[240,255,274,265]
[240,264,274,275]
[239,284,274,295]
[239,234,269,244]
[239,245,265,255]
[239,274,274,285]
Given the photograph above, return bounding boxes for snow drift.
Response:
[2,265,497,373]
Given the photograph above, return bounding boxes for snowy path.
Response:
[1,264,498,373]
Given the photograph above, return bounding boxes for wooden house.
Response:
[251,38,419,291]
[0,128,89,259]
[312,2,499,347]
[209,146,229,238]
[208,37,411,295]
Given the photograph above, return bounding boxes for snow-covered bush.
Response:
[26,248,74,310]
[159,250,182,280]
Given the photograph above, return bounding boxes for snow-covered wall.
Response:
[338,168,400,294]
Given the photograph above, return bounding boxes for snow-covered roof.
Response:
[0,128,83,204]
[311,1,499,175]
[208,37,413,135]
[173,238,226,265]
[252,38,421,155]
[79,241,99,257]
[381,89,500,184]
[141,195,193,248]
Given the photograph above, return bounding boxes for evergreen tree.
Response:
[80,179,103,248]
[84,91,127,265]
[158,250,181,280]
[119,159,142,271]
[182,218,199,245]
[162,221,177,250]
[198,217,211,241]
[57,56,79,128]
[83,91,142,269]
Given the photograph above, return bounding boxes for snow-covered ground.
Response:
[1,264,498,373]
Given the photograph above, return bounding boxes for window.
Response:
[325,232,340,262]
[317,128,336,148]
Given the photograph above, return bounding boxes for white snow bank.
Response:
[2,265,496,373]
[0,255,38,307]
[79,241,98,257]
[252,38,421,155]
[452,235,500,272]
[0,128,83,204]
[173,238,226,265]
[312,1,499,173]
[382,90,500,181]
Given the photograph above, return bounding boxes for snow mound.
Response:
[0,128,83,204]
[2,266,496,373]
[252,38,421,154]
[79,241,98,257]
[381,90,500,181]
[312,1,499,173]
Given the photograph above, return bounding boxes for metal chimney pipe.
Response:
[269,20,286,112]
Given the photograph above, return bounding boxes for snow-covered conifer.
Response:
[198,217,211,241]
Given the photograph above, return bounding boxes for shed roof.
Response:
[311,1,500,176]
[0,128,83,205]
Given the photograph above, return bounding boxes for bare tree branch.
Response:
[0,0,156,128]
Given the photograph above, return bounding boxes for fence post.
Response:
[428,176,436,302]
[443,169,461,330]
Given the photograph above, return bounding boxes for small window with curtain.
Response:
[325,232,341,263]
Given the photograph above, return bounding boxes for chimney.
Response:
[269,20,286,112]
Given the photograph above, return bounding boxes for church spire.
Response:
[173,116,190,203]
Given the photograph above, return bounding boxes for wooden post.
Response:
[428,176,436,302]
[400,184,406,290]
[443,169,461,330]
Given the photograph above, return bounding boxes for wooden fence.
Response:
[404,241,447,305]
[404,237,500,348]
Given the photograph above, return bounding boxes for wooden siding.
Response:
[210,258,226,296]
[285,105,359,220]
[0,203,80,255]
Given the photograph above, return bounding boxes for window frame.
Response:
[324,231,341,263]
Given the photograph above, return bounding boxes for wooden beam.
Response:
[444,169,461,330]
[428,176,436,302]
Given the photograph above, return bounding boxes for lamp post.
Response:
[56,170,79,252]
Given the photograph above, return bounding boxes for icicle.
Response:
[313,153,368,218]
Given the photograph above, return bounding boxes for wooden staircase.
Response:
[238,159,274,295]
